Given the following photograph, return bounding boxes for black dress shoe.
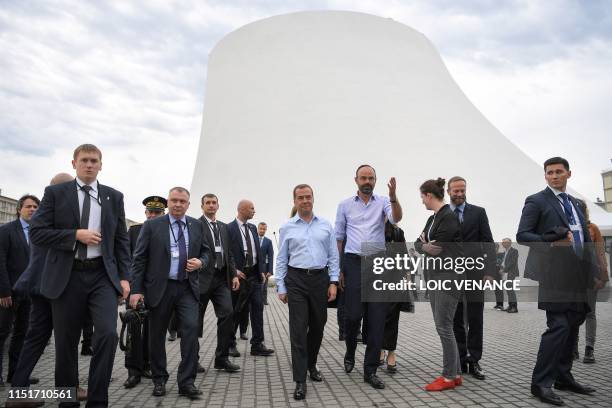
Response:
[554,381,595,394]
[123,375,141,388]
[81,345,93,356]
[531,385,564,406]
[309,366,323,382]
[214,359,241,372]
[493,305,504,311]
[168,332,177,342]
[142,368,153,378]
[506,307,518,313]
[251,344,274,356]
[228,346,241,357]
[152,383,166,397]
[469,362,485,380]
[197,363,206,373]
[179,385,203,400]
[293,382,306,400]
[460,363,468,374]
[583,347,595,364]
[364,373,385,389]
[344,353,355,373]
[240,333,249,340]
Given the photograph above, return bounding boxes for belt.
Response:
[73,256,104,271]
[289,266,325,275]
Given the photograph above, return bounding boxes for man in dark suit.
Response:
[500,238,519,313]
[257,222,274,305]
[198,193,240,372]
[122,195,166,389]
[10,175,76,399]
[448,176,496,381]
[130,187,211,400]
[227,200,274,356]
[0,194,39,386]
[517,157,597,406]
[30,144,131,407]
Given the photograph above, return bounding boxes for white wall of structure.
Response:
[191,10,612,244]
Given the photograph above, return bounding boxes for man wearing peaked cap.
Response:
[123,195,167,389]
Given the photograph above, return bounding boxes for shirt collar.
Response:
[354,193,378,202]
[76,177,98,193]
[548,185,565,197]
[19,217,29,229]
[291,213,318,224]
[449,202,466,212]
[236,218,249,227]
[169,214,187,225]
[203,215,216,224]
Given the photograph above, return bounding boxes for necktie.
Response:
[558,193,583,255]
[454,207,463,224]
[78,185,92,260]
[211,221,223,269]
[176,220,187,280]
[244,223,254,268]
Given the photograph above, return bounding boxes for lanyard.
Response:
[169,218,188,244]
[76,180,102,206]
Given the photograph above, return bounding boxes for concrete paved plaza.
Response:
[2,291,611,407]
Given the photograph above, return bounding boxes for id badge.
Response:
[171,250,179,259]
[215,245,222,253]
[570,224,581,232]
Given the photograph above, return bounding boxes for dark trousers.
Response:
[453,292,484,364]
[199,271,233,362]
[532,309,586,388]
[343,254,387,376]
[336,288,345,337]
[231,273,264,347]
[382,303,400,351]
[0,297,31,381]
[52,266,119,407]
[148,280,199,388]
[82,313,93,348]
[11,295,52,386]
[262,274,269,304]
[239,303,249,335]
[286,267,329,382]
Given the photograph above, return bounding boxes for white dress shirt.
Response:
[76,177,102,258]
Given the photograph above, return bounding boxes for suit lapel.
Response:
[98,184,108,247]
[13,220,29,254]
[543,188,569,227]
[69,180,80,226]
[162,214,171,256]
[187,217,198,258]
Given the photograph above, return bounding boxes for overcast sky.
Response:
[1,0,611,221]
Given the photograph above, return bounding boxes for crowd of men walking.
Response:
[0,144,608,407]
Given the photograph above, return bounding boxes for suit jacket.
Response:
[130,214,211,308]
[259,236,274,274]
[415,204,464,278]
[458,203,496,278]
[516,187,598,311]
[227,219,264,282]
[0,219,30,297]
[502,247,520,280]
[29,180,131,300]
[12,244,48,298]
[198,216,237,293]
[128,224,143,255]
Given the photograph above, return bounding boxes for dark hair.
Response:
[420,178,445,200]
[544,157,570,171]
[73,144,102,160]
[355,164,376,178]
[201,193,218,204]
[290,206,297,217]
[169,186,190,196]
[17,194,40,215]
[258,222,267,227]
[293,184,313,198]
[447,176,466,188]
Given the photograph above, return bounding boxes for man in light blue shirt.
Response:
[334,164,402,390]
[276,184,339,400]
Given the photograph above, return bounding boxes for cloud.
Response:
[0,0,611,219]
